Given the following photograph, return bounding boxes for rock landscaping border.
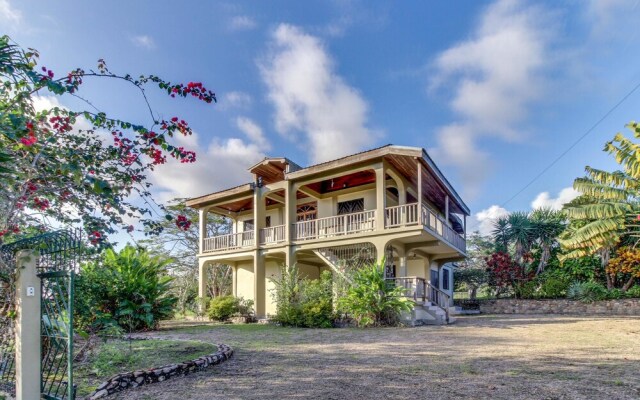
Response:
[479,298,640,315]
[87,343,233,399]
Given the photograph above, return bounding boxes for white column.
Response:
[445,195,450,226]
[417,161,423,222]
[375,164,386,231]
[198,258,207,312]
[198,208,207,253]
[253,250,265,318]
[15,250,41,400]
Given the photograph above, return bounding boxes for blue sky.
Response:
[3,0,640,235]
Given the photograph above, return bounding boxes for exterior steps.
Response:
[401,301,455,326]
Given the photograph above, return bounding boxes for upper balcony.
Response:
[201,203,465,254]
[189,145,470,258]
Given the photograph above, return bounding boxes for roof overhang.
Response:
[185,183,253,209]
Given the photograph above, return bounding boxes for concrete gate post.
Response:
[15,250,41,400]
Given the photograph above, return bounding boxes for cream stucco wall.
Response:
[407,258,426,278]
[265,261,281,317]
[235,262,254,302]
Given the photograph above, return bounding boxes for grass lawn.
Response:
[74,338,217,397]
[103,315,639,400]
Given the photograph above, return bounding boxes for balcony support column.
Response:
[199,208,207,253]
[254,185,266,248]
[285,182,297,243]
[253,250,266,318]
[417,161,423,216]
[198,258,207,313]
[375,163,386,231]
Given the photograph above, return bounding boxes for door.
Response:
[430,269,439,303]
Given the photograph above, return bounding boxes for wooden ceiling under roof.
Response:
[216,196,282,213]
[250,159,287,185]
[385,154,466,216]
[305,170,376,194]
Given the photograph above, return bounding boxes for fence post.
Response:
[15,250,41,400]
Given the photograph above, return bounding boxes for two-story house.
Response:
[186,145,469,325]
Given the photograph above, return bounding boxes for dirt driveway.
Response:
[110,315,640,400]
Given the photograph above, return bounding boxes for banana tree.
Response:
[559,124,640,288]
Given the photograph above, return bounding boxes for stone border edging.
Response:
[87,343,233,399]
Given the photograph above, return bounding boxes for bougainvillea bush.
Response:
[0,35,216,246]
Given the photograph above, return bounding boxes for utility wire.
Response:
[500,79,640,207]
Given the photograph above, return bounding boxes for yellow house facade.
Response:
[186,145,469,324]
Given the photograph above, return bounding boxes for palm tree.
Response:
[492,216,510,253]
[530,208,566,275]
[506,211,533,264]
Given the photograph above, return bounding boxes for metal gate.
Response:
[0,229,81,399]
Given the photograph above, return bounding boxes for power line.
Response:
[501,79,640,208]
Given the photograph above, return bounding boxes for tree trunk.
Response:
[469,287,477,300]
[622,276,636,292]
[536,245,551,275]
[600,248,613,290]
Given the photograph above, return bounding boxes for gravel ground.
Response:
[108,315,640,400]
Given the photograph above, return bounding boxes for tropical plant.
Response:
[75,245,177,332]
[606,246,640,291]
[270,266,335,328]
[485,252,531,298]
[338,263,412,327]
[0,35,216,247]
[530,208,566,275]
[559,125,640,280]
[566,281,609,303]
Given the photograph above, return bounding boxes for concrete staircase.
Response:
[400,300,456,326]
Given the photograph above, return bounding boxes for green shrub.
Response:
[75,245,177,333]
[207,296,254,321]
[208,295,238,321]
[625,285,640,298]
[270,266,334,328]
[338,263,413,327]
[567,281,608,303]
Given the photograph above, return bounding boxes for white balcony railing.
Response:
[203,231,254,252]
[293,210,376,241]
[385,203,420,227]
[201,205,465,254]
[420,204,466,253]
[259,225,286,245]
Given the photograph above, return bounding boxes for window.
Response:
[243,219,254,231]
[442,268,450,291]
[337,198,364,215]
[296,203,317,221]
[265,216,271,228]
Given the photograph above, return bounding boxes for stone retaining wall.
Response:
[479,298,640,315]
[88,343,233,399]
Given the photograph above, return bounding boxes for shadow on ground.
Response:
[109,315,640,400]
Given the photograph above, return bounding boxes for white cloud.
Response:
[473,205,509,236]
[130,35,156,49]
[260,24,377,164]
[531,187,579,210]
[429,0,552,198]
[471,186,579,236]
[229,15,257,31]
[150,124,270,202]
[0,0,21,29]
[236,117,270,151]
[585,0,638,39]
[220,91,252,110]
